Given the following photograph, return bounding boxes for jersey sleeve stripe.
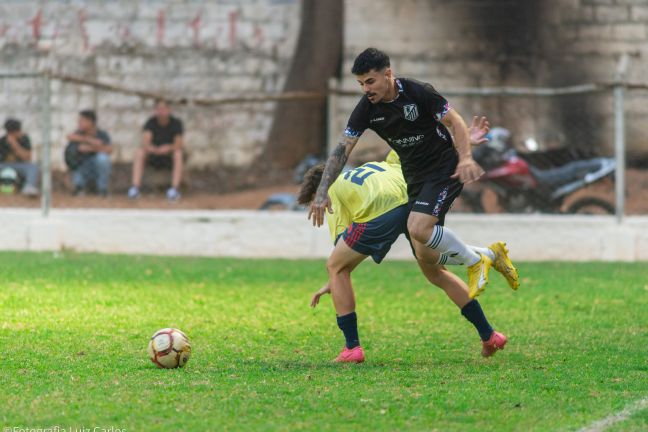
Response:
[343,127,363,138]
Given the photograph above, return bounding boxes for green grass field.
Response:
[1,252,646,431]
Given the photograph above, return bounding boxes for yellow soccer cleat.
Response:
[467,253,492,299]
[489,241,520,290]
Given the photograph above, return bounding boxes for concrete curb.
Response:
[0,209,646,261]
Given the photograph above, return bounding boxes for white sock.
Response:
[426,225,480,266]
[470,245,495,261]
[437,246,493,266]
[437,252,464,266]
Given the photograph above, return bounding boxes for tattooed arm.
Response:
[308,135,360,227]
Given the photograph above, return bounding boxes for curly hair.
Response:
[297,163,326,205]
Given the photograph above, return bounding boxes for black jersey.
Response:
[344,78,458,187]
[0,134,31,162]
[143,116,184,146]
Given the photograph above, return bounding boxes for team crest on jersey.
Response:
[403,104,419,121]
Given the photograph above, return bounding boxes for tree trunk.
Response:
[262,0,343,170]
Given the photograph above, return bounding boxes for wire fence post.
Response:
[40,73,52,217]
[613,54,629,224]
[327,77,339,155]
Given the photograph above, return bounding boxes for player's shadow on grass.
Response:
[140,356,502,376]
[235,358,467,371]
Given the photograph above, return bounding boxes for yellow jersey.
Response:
[326,153,407,242]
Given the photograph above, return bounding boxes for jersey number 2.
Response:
[343,163,386,186]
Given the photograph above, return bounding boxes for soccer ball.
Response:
[147,328,192,369]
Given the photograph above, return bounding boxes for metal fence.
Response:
[0,71,320,212]
[0,72,52,216]
[0,69,646,219]
[328,71,648,221]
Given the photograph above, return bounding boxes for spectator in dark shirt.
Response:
[128,99,184,201]
[66,110,112,196]
[0,119,39,196]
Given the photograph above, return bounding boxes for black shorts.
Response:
[337,204,408,264]
[147,154,173,170]
[408,178,463,226]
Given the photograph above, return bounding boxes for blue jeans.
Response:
[0,162,39,188]
[72,153,112,193]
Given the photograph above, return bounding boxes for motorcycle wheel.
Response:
[459,189,485,213]
[566,197,615,215]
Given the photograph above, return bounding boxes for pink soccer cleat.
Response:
[482,331,507,357]
[334,346,365,363]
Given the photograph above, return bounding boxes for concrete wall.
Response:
[0,0,301,169]
[1,0,647,172]
[3,209,647,261]
[336,0,648,163]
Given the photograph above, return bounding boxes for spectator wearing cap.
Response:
[0,118,39,196]
[65,110,112,196]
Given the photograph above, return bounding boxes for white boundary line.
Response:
[577,396,648,432]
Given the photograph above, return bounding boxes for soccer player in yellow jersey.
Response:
[298,117,519,363]
[310,49,518,317]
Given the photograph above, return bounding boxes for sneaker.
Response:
[20,184,39,197]
[127,186,140,200]
[489,242,519,290]
[467,254,492,299]
[166,187,181,201]
[334,346,365,363]
[73,186,85,197]
[482,331,507,357]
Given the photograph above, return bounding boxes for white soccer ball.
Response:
[147,328,191,369]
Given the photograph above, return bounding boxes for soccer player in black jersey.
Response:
[308,48,519,356]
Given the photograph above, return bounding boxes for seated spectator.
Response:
[128,99,184,201]
[65,110,112,197]
[0,119,39,196]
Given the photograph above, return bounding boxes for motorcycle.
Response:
[462,128,616,214]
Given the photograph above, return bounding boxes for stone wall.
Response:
[336,0,648,163]
[1,0,647,173]
[0,0,301,170]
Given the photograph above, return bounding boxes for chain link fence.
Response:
[0,73,51,215]
[0,71,645,219]
[0,72,320,211]
[328,78,648,220]
[623,86,648,216]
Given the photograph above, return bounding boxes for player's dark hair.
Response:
[297,163,325,205]
[351,48,390,75]
[155,98,170,107]
[4,118,21,132]
[79,110,97,123]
